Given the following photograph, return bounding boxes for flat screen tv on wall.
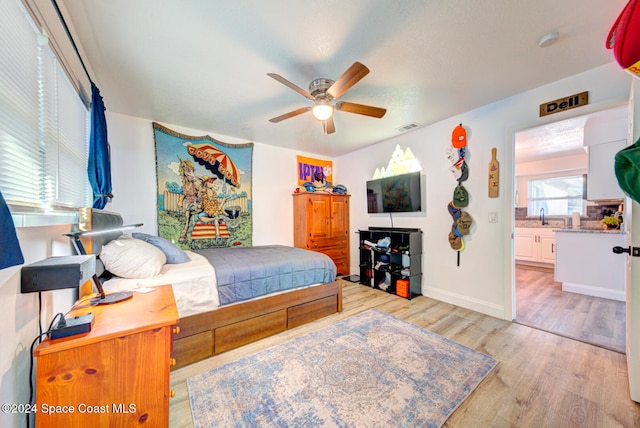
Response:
[366,171,422,213]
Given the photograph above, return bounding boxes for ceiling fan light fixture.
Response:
[267,62,385,132]
[538,31,559,48]
[312,99,333,121]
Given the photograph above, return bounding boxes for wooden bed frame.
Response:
[172,280,342,369]
[78,208,343,370]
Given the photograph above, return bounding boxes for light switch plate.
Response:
[488,212,498,223]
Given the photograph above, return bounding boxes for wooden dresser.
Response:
[293,192,350,275]
[33,285,179,427]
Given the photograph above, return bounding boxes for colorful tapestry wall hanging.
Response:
[152,122,253,249]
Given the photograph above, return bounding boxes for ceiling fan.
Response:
[267,62,387,135]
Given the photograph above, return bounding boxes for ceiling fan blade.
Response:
[335,101,386,118]
[269,107,311,123]
[322,117,336,135]
[267,73,314,100]
[326,62,370,99]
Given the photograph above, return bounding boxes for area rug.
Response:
[187,309,497,427]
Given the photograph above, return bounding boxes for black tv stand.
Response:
[357,227,422,299]
[362,227,422,233]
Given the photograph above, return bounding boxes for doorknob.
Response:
[613,246,640,256]
[613,246,630,254]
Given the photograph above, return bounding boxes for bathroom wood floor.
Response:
[515,265,626,353]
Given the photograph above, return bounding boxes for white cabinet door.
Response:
[587,139,626,200]
[515,228,556,265]
[515,233,536,261]
[539,235,556,263]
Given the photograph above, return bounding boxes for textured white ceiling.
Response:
[60,0,627,157]
[515,105,628,164]
[515,117,589,164]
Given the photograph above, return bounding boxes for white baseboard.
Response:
[561,282,625,302]
[421,286,506,319]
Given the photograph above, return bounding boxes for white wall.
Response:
[336,62,631,319]
[105,112,325,246]
[0,226,76,428]
[516,153,588,177]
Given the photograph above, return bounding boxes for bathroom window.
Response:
[528,175,586,216]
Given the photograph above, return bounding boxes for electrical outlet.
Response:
[488,212,498,223]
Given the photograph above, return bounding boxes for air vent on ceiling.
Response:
[396,122,420,133]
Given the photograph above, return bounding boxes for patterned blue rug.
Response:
[187,309,497,427]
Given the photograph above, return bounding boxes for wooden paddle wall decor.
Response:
[488,147,499,198]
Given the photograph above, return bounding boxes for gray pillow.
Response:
[132,232,190,264]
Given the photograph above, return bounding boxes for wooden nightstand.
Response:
[33,285,179,427]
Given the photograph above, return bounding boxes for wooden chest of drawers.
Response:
[293,193,350,275]
[33,285,179,427]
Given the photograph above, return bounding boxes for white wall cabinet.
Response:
[515,227,556,265]
[587,139,626,201]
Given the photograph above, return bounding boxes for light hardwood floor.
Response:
[169,280,640,427]
[515,265,626,353]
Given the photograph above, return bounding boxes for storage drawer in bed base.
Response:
[288,295,338,328]
[215,309,287,354]
[172,331,213,368]
[171,281,342,369]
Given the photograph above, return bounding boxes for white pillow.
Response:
[99,235,166,278]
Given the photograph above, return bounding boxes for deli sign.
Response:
[539,91,588,117]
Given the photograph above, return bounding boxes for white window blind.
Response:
[0,0,90,212]
[42,45,92,208]
[0,0,42,206]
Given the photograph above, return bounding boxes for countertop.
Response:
[515,219,624,233]
[515,220,567,229]
[554,226,625,234]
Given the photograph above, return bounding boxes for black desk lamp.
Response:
[63,223,143,305]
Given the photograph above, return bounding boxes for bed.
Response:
[75,209,342,369]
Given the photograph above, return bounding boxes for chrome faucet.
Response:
[540,208,548,225]
[614,211,623,230]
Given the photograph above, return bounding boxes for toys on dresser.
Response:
[292,174,347,195]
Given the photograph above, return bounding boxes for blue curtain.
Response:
[0,190,24,269]
[88,83,113,209]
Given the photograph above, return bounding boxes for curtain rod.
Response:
[50,0,93,87]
